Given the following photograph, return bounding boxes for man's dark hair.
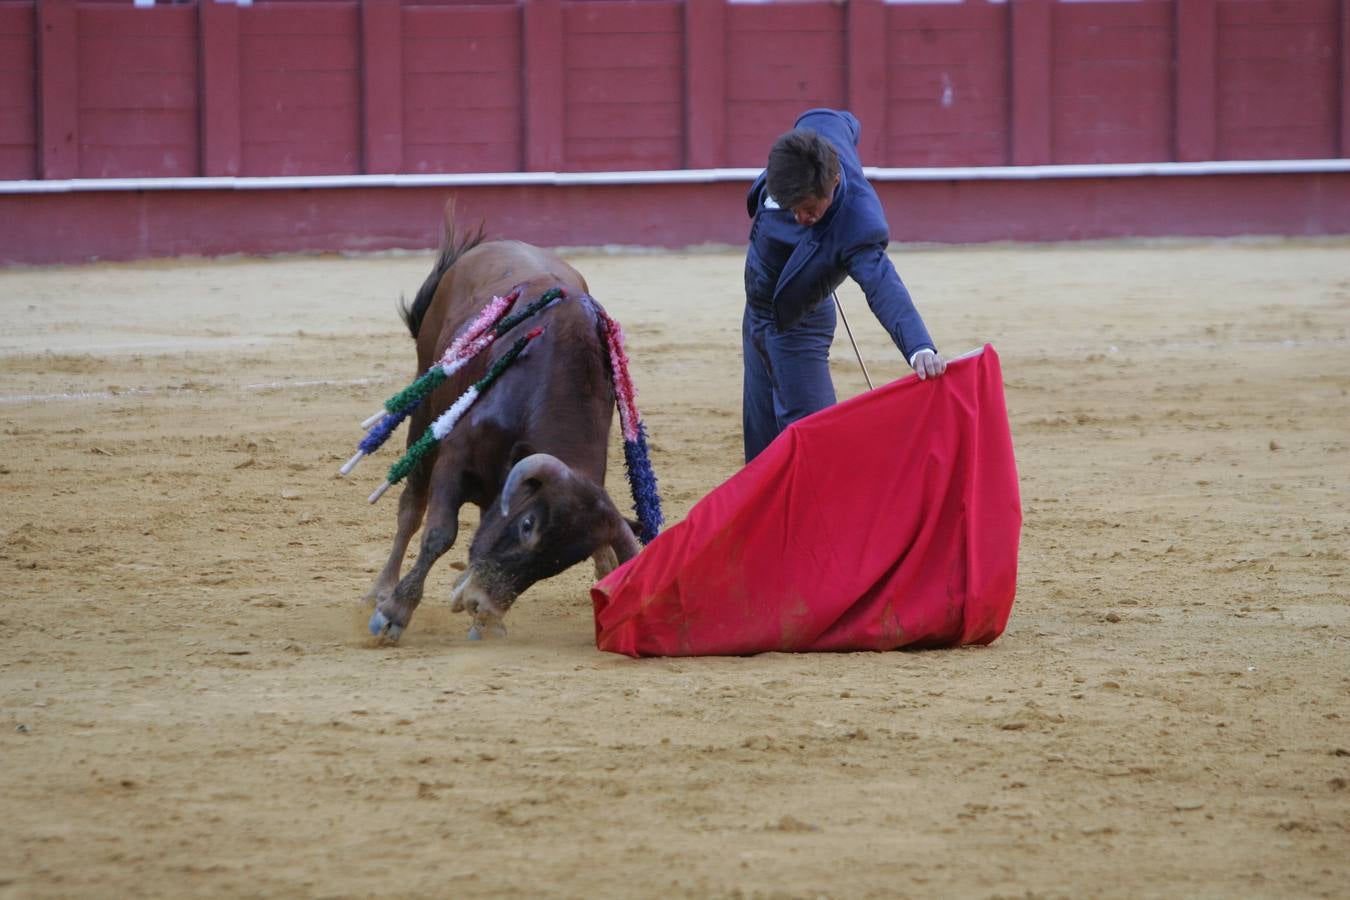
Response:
[765,128,840,210]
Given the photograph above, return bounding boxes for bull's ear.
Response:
[507,441,537,469]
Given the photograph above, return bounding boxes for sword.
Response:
[832,291,874,390]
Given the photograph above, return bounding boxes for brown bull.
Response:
[364,220,642,642]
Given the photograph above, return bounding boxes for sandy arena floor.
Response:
[1,238,1347,899]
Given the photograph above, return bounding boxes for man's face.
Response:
[790,174,841,226]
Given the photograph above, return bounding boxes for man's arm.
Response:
[845,243,946,378]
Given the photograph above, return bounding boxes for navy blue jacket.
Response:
[744,108,935,361]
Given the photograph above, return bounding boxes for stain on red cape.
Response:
[591,344,1021,657]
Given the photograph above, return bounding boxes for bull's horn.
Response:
[500,453,570,515]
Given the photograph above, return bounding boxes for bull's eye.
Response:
[517,513,536,541]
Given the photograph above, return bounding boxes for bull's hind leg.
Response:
[369,449,463,642]
[362,473,429,609]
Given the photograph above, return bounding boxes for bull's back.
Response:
[413,240,613,495]
[421,241,587,364]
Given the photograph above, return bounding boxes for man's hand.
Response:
[911,348,947,380]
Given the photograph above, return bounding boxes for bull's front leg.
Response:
[369,451,462,642]
[362,471,429,609]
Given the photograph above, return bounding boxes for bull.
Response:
[362,216,649,642]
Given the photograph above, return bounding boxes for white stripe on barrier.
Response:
[3,159,1349,194]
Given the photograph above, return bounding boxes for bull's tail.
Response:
[399,199,486,339]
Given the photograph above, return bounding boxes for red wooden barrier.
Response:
[200,0,241,176]
[724,1,846,165]
[403,4,521,173]
[1053,0,1173,164]
[4,170,1348,266]
[886,1,1008,167]
[846,0,886,164]
[524,0,563,171]
[37,0,78,180]
[1177,0,1218,162]
[79,2,198,177]
[1343,0,1350,156]
[360,0,401,173]
[563,0,683,171]
[1216,0,1340,160]
[0,3,36,179]
[684,0,726,168]
[1,0,1349,265]
[238,2,360,175]
[11,0,1350,177]
[1010,0,1052,166]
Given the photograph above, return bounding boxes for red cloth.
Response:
[591,344,1021,657]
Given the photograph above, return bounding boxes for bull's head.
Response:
[450,453,640,638]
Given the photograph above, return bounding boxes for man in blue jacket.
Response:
[742,108,946,462]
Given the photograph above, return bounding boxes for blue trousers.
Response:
[742,298,837,463]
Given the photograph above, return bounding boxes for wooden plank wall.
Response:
[1052,0,1174,164]
[1,0,1347,183]
[0,3,36,179]
[885,1,1009,166]
[1217,0,1341,159]
[402,4,520,173]
[724,1,847,166]
[77,2,199,177]
[238,2,361,175]
[562,0,684,171]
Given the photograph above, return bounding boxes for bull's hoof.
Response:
[368,609,404,642]
[467,622,507,641]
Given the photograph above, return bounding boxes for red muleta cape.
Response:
[591,344,1021,657]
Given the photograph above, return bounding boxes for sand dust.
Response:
[1,239,1348,898]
